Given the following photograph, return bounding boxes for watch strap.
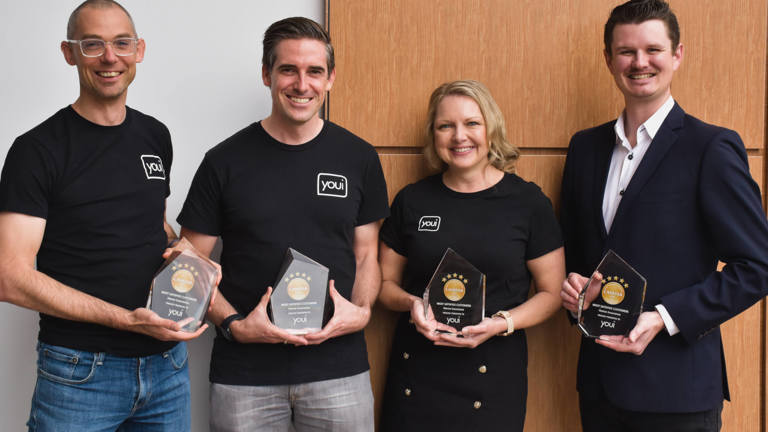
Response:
[493,310,515,336]
[219,313,244,341]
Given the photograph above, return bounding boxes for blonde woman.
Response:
[378,80,564,431]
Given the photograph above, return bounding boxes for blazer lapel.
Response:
[593,123,616,240]
[609,103,685,233]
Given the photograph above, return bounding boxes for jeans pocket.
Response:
[164,342,188,370]
[37,343,99,385]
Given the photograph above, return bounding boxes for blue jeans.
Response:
[210,371,374,432]
[27,341,191,432]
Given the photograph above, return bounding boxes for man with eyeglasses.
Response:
[0,1,206,430]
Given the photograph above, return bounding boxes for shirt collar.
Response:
[614,96,675,145]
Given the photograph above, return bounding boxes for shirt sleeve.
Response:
[177,155,224,236]
[160,124,173,198]
[355,148,389,226]
[379,188,407,256]
[0,135,57,219]
[525,186,564,260]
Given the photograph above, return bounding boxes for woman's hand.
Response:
[410,296,457,342]
[433,316,507,348]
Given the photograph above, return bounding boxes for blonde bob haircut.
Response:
[424,80,519,173]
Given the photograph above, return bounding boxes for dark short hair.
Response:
[262,17,334,74]
[67,0,135,39]
[604,0,680,54]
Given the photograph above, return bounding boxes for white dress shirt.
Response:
[603,96,680,336]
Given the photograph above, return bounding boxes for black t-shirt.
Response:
[0,106,175,356]
[178,120,389,385]
[381,173,562,314]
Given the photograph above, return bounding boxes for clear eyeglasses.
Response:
[66,38,139,57]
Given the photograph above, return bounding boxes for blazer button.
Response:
[473,401,482,409]
[404,388,412,396]
[478,365,487,374]
[403,352,410,360]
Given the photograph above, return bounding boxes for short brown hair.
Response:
[604,0,680,55]
[262,17,334,74]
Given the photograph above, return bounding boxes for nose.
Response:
[453,124,467,142]
[101,43,118,63]
[632,51,649,68]
[294,72,309,93]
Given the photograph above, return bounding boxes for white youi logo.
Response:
[317,173,348,198]
[418,216,441,232]
[141,155,166,180]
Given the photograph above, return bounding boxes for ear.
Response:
[61,41,77,66]
[135,38,146,63]
[603,49,613,73]
[671,43,683,71]
[262,64,272,87]
[325,68,336,92]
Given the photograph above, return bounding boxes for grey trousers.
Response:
[210,371,374,432]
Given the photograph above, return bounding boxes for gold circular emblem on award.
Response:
[171,269,195,293]
[443,277,466,301]
[286,275,310,301]
[601,281,626,305]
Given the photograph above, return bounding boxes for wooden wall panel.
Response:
[329,1,767,431]
[722,301,763,431]
[672,0,767,149]
[515,154,567,210]
[329,1,766,150]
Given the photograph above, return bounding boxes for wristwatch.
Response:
[219,313,244,342]
[492,310,515,336]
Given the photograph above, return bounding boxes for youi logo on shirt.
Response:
[140,155,166,180]
[317,173,348,198]
[418,216,441,232]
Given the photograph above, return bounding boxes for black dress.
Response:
[379,173,562,431]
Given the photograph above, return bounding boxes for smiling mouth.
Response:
[451,146,475,154]
[289,96,312,103]
[97,71,122,78]
[629,73,655,80]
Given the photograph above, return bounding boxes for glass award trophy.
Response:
[423,248,486,332]
[578,250,647,338]
[147,238,218,332]
[270,248,330,335]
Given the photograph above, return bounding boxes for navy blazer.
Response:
[560,103,768,412]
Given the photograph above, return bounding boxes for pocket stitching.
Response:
[167,344,188,370]
[38,348,97,385]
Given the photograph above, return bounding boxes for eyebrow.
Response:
[436,116,484,122]
[614,43,666,51]
[78,33,135,39]
[276,63,326,72]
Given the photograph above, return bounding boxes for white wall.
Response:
[0,1,323,430]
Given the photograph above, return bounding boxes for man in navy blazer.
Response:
[560,0,768,430]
